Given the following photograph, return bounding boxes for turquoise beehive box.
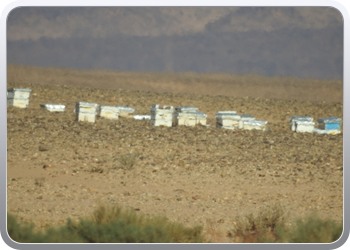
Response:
[318,117,342,130]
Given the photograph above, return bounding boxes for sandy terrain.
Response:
[7,79,343,242]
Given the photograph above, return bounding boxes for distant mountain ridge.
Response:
[7,7,341,40]
[7,7,343,79]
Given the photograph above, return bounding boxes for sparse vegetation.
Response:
[116,153,140,170]
[283,214,343,243]
[34,177,45,187]
[8,204,205,243]
[7,204,343,243]
[87,165,105,173]
[227,205,343,243]
[229,203,287,243]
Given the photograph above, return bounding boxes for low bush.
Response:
[229,202,286,243]
[7,204,205,243]
[283,214,343,243]
[8,203,343,243]
[115,153,139,170]
[228,204,343,243]
[7,213,83,243]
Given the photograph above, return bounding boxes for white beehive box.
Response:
[216,111,241,128]
[150,104,174,119]
[243,120,268,131]
[313,128,341,135]
[40,104,66,112]
[174,112,207,126]
[295,120,315,133]
[7,98,30,108]
[75,102,99,114]
[7,88,32,108]
[175,106,199,113]
[99,105,119,120]
[150,119,173,127]
[218,126,236,130]
[77,113,97,123]
[193,112,207,126]
[289,116,313,131]
[317,117,342,131]
[116,106,135,118]
[239,114,255,129]
[150,104,174,127]
[75,102,99,123]
[7,88,32,99]
[134,115,151,120]
[174,112,197,126]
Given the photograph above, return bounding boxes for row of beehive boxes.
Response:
[289,116,342,135]
[7,88,342,133]
[149,105,270,131]
[6,88,135,122]
[75,102,135,122]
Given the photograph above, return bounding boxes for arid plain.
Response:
[7,65,343,242]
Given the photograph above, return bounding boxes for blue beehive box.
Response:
[317,117,342,130]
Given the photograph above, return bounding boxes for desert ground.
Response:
[7,66,343,242]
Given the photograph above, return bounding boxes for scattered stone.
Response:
[39,146,48,151]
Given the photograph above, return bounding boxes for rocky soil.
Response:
[7,82,343,242]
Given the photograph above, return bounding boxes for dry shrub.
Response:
[229,202,287,243]
[88,204,205,243]
[34,177,45,187]
[91,204,142,225]
[115,152,140,170]
[204,218,227,243]
[88,166,105,173]
[229,205,343,243]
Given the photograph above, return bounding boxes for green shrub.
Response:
[7,213,36,243]
[87,204,205,243]
[286,214,343,243]
[7,204,205,243]
[65,218,172,243]
[7,213,83,243]
[228,204,343,243]
[232,212,344,243]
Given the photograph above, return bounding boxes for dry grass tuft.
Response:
[87,166,105,173]
[229,202,287,243]
[115,152,140,170]
[34,177,46,187]
[204,218,228,243]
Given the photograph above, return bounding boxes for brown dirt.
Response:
[7,78,343,243]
